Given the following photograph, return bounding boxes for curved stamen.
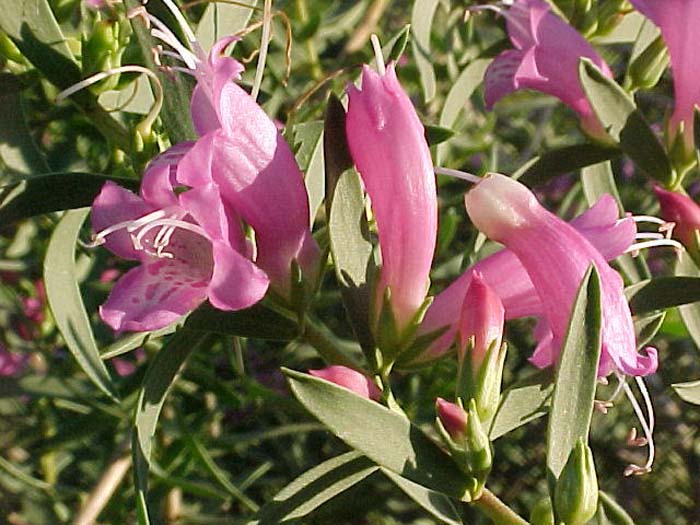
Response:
[371,33,386,76]
[625,239,684,255]
[161,0,197,44]
[635,232,665,240]
[595,372,626,413]
[622,380,655,476]
[133,218,208,253]
[632,215,668,225]
[150,20,198,69]
[434,166,483,184]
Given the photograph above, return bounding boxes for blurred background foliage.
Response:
[0,0,699,524]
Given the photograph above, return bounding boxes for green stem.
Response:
[302,318,362,369]
[471,488,530,525]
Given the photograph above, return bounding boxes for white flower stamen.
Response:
[434,166,483,184]
[622,378,655,476]
[370,33,386,76]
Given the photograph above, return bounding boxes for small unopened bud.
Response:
[530,497,555,525]
[309,366,381,401]
[627,34,669,91]
[436,397,468,441]
[554,439,599,525]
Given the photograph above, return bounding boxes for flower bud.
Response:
[554,439,599,525]
[627,34,669,91]
[457,272,507,422]
[309,366,381,401]
[435,397,468,441]
[82,19,125,94]
[654,186,700,260]
[530,497,555,525]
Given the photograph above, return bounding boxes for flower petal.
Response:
[207,240,269,311]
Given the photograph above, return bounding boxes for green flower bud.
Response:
[82,19,127,94]
[627,35,669,92]
[530,497,555,525]
[554,439,599,525]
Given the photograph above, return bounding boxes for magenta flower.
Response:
[483,0,613,138]
[309,366,381,401]
[630,0,700,149]
[418,194,636,359]
[345,63,438,331]
[91,149,269,332]
[459,272,504,369]
[0,347,25,377]
[655,186,700,250]
[464,173,657,377]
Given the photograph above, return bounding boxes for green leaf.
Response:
[383,469,464,525]
[519,144,620,187]
[43,209,118,401]
[100,321,181,360]
[133,330,214,525]
[675,252,700,349]
[0,172,138,225]
[328,169,376,355]
[411,0,439,103]
[284,368,475,500]
[323,94,353,216]
[626,276,700,315]
[195,0,259,51]
[124,0,196,143]
[0,74,49,175]
[634,311,665,350]
[489,369,553,440]
[672,380,700,405]
[425,125,456,146]
[293,121,325,226]
[253,451,378,525]
[185,302,300,340]
[581,161,622,208]
[383,24,411,63]
[595,491,635,525]
[547,266,602,484]
[579,58,673,185]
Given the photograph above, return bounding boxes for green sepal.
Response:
[530,497,555,525]
[668,119,696,181]
[394,323,451,369]
[554,439,599,525]
[457,339,508,425]
[626,34,669,92]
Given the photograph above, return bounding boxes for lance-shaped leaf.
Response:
[675,252,700,349]
[293,120,325,226]
[252,451,378,525]
[519,144,620,187]
[0,173,138,225]
[44,209,117,401]
[547,266,602,485]
[672,380,700,405]
[626,276,700,315]
[195,0,258,51]
[579,58,673,185]
[133,330,214,525]
[411,0,439,102]
[284,368,476,501]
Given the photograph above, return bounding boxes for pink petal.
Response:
[484,50,523,109]
[309,366,381,401]
[207,240,269,311]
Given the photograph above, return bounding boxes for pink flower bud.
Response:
[309,366,381,401]
[459,272,505,369]
[436,397,468,441]
[654,186,700,249]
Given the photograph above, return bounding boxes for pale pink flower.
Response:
[483,0,613,137]
[346,63,438,331]
[464,173,657,377]
[309,366,381,401]
[459,272,504,369]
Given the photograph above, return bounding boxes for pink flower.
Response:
[175,37,320,299]
[0,347,25,377]
[418,194,636,360]
[435,398,468,441]
[309,366,381,401]
[459,272,504,369]
[483,0,613,138]
[630,0,700,149]
[464,173,656,377]
[91,148,269,332]
[654,186,700,249]
[345,64,438,331]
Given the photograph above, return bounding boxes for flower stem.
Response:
[471,488,530,525]
[302,317,362,369]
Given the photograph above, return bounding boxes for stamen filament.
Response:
[371,34,386,76]
[161,0,198,44]
[622,380,655,475]
[434,166,483,184]
[635,232,665,240]
[150,21,198,68]
[632,215,667,225]
[625,239,685,254]
[56,65,158,102]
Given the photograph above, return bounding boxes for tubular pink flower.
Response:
[629,0,700,148]
[483,0,613,137]
[91,147,269,333]
[654,185,700,249]
[175,37,320,298]
[459,272,504,369]
[463,173,657,378]
[436,398,469,441]
[345,63,438,331]
[309,366,381,401]
[0,347,25,377]
[419,194,636,359]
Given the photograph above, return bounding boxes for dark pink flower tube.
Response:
[346,64,438,332]
[484,0,613,138]
[459,272,505,369]
[436,397,469,441]
[630,0,700,149]
[309,366,381,401]
[464,174,657,378]
[655,186,700,249]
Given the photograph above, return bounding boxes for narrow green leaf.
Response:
[440,59,491,130]
[323,94,353,216]
[672,380,700,405]
[284,368,475,500]
[425,125,456,146]
[626,276,700,315]
[581,161,622,209]
[133,330,214,524]
[383,469,464,525]
[185,302,299,340]
[547,266,602,483]
[0,172,138,225]
[43,209,117,401]
[253,451,378,525]
[489,370,553,440]
[579,58,673,185]
[411,0,439,103]
[293,121,325,226]
[384,25,411,63]
[675,252,700,349]
[195,0,259,51]
[634,311,665,350]
[101,321,181,360]
[328,169,375,354]
[519,144,620,187]
[0,74,49,175]
[596,491,635,525]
